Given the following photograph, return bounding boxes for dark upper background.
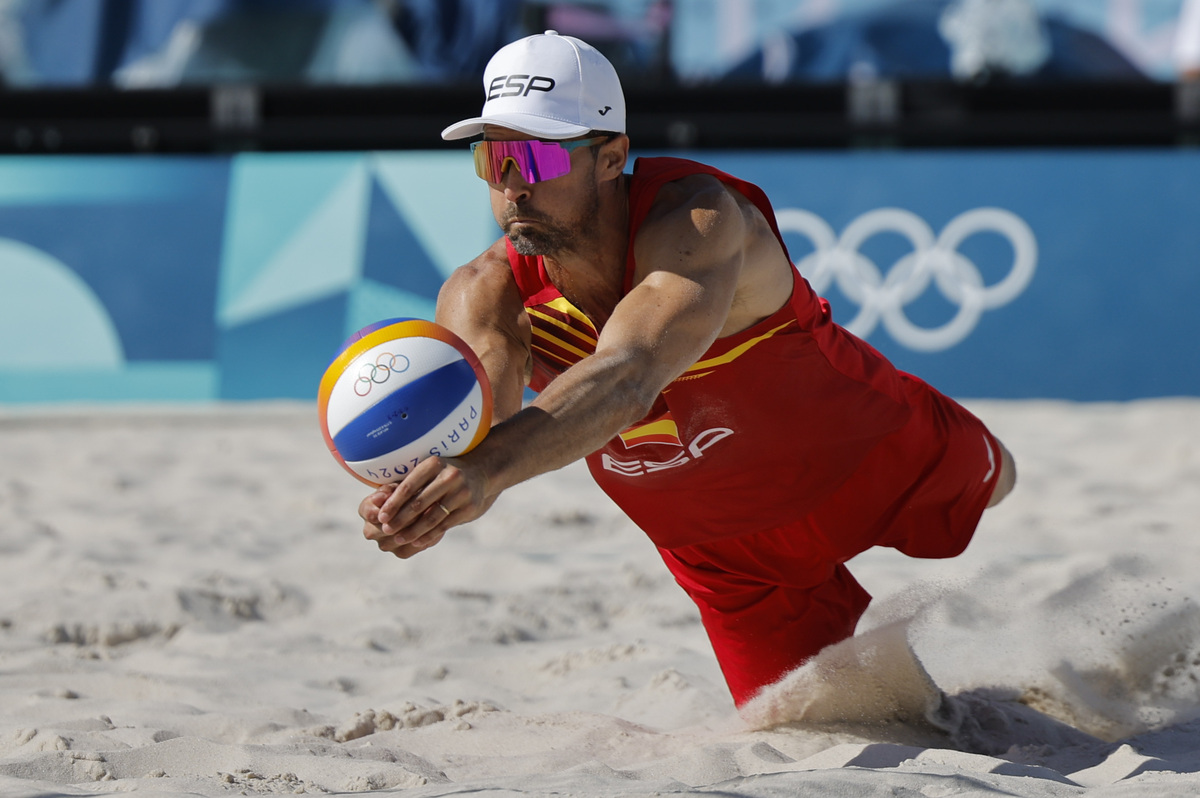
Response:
[1,0,1198,151]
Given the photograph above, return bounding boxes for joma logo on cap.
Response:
[488,74,556,100]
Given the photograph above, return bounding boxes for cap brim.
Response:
[441,113,594,141]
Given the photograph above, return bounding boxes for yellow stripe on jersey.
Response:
[680,320,796,376]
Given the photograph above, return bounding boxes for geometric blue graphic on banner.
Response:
[370,151,496,280]
[218,155,367,328]
[361,175,446,300]
[217,293,348,400]
[0,158,228,363]
[346,279,437,337]
[210,152,473,401]
[0,238,124,369]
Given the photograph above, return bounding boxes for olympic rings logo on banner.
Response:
[776,207,1037,351]
[354,352,411,396]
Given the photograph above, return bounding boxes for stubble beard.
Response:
[501,182,601,258]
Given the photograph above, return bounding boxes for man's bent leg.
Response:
[659,547,871,707]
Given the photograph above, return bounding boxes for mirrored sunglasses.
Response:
[470,137,607,184]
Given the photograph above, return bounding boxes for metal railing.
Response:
[2,80,1197,154]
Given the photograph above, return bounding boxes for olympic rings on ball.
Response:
[353,352,411,396]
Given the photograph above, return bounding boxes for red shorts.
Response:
[659,531,871,707]
[658,391,1001,706]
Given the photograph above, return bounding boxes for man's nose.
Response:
[499,161,532,202]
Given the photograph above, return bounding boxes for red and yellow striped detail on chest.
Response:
[527,297,599,372]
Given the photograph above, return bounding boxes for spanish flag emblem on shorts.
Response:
[618,413,682,449]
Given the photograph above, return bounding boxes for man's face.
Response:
[481,126,602,258]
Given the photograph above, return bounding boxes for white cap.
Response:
[441,31,626,141]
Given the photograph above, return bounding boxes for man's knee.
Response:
[987,439,1017,508]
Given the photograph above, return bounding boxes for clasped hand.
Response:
[358,456,482,558]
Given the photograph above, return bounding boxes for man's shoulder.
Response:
[441,240,527,323]
[634,156,732,190]
[637,159,751,227]
[467,238,513,267]
[449,240,516,288]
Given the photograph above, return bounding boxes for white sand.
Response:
[1,398,1199,796]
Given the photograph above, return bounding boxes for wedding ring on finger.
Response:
[436,502,451,518]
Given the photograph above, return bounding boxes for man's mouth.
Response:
[504,216,543,234]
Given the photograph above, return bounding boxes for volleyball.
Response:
[318,318,492,486]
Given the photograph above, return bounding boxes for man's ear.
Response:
[598,135,630,179]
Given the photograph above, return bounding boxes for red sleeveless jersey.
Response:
[508,157,983,551]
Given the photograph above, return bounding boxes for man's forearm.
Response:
[464,349,659,499]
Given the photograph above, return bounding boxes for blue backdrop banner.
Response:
[0,149,1196,403]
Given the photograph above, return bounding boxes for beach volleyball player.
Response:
[358,31,1016,707]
